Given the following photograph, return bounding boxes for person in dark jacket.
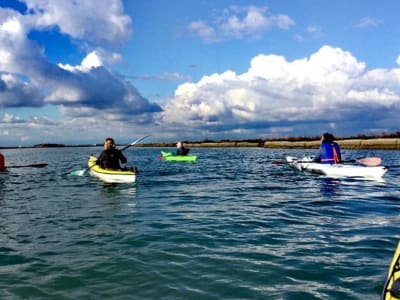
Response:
[176,142,190,156]
[97,137,127,169]
[313,132,342,164]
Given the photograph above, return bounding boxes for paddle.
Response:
[341,157,382,167]
[6,163,48,169]
[119,135,151,152]
[272,156,382,167]
[69,135,151,176]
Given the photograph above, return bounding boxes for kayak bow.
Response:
[382,241,400,300]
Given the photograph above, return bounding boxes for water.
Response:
[0,147,399,299]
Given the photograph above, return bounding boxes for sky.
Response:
[1,0,400,146]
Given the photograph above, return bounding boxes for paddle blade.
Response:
[357,157,382,166]
[69,169,87,176]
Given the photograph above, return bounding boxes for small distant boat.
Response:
[160,151,197,162]
[382,241,400,300]
[88,155,137,183]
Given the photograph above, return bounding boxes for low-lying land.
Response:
[1,137,399,150]
[262,138,400,150]
[146,138,400,150]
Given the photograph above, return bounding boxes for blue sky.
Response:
[1,0,400,146]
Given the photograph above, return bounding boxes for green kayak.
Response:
[161,151,197,162]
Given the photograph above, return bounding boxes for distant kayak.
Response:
[286,156,387,179]
[160,151,197,162]
[382,241,400,300]
[88,155,137,183]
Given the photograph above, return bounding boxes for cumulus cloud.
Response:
[23,0,132,45]
[0,111,63,145]
[48,50,162,115]
[0,0,161,121]
[159,45,400,138]
[0,73,43,107]
[188,5,295,42]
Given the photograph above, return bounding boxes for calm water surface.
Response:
[0,147,400,299]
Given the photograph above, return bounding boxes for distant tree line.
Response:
[2,131,399,149]
[190,131,400,144]
[33,143,66,148]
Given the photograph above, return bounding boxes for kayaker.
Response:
[0,151,5,171]
[176,142,190,156]
[313,132,342,164]
[96,137,127,169]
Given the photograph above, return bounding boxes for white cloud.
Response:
[159,45,400,138]
[356,17,383,28]
[0,73,43,107]
[272,14,295,30]
[23,0,131,45]
[129,72,191,82]
[306,25,322,38]
[1,15,24,36]
[1,113,21,123]
[188,5,294,42]
[58,50,121,72]
[0,2,161,119]
[188,21,217,43]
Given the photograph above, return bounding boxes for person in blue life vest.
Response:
[96,137,127,169]
[313,132,342,164]
[0,151,5,171]
[176,142,190,156]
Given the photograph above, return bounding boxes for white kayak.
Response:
[285,156,388,179]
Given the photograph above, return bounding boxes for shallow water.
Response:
[0,147,399,299]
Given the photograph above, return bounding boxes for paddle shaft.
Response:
[94,135,151,163]
[119,135,151,152]
[273,156,382,167]
[6,163,48,168]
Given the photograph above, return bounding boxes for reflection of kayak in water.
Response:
[160,151,197,162]
[382,241,400,300]
[285,156,388,179]
[88,155,137,183]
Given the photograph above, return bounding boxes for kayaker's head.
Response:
[104,137,116,150]
[321,132,334,143]
[176,142,182,148]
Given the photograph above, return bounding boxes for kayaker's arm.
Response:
[313,150,322,162]
[118,150,127,164]
[96,152,103,166]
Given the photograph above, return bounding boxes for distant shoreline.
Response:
[182,138,400,150]
[261,138,400,150]
[2,138,399,150]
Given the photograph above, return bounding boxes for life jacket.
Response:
[320,142,341,164]
[0,152,5,171]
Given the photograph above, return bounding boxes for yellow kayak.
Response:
[382,241,400,299]
[88,155,137,183]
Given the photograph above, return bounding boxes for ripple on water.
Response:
[0,147,399,299]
